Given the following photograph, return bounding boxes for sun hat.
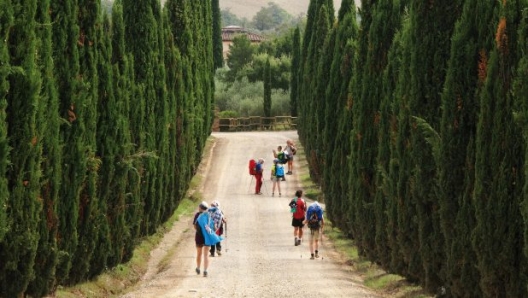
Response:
[199,201,209,210]
[211,200,220,207]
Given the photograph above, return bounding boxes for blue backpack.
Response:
[275,164,285,177]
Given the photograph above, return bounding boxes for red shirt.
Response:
[293,198,306,219]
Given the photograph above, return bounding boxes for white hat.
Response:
[199,201,209,210]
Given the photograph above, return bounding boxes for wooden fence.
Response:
[213,116,297,132]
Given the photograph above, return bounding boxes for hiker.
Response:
[272,146,287,181]
[193,201,222,277]
[255,158,264,195]
[209,200,226,257]
[284,140,296,175]
[271,158,285,196]
[290,189,307,246]
[304,201,324,259]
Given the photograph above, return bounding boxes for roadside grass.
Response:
[51,138,214,298]
[294,142,432,298]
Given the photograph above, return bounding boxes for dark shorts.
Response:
[292,217,305,227]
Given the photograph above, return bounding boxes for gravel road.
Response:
[120,131,381,298]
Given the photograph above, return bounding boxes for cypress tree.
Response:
[323,4,358,230]
[0,0,42,295]
[290,27,300,117]
[370,0,406,266]
[111,0,141,262]
[404,0,461,290]
[264,58,272,118]
[473,2,526,296]
[212,0,223,69]
[0,0,12,244]
[26,0,61,294]
[123,0,162,235]
[50,0,82,283]
[65,0,101,282]
[437,0,498,296]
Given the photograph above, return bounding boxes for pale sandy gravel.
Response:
[120,131,381,298]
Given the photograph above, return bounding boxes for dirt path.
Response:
[120,131,381,298]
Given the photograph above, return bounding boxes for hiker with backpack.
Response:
[289,190,307,246]
[272,146,288,181]
[304,201,324,259]
[253,158,264,195]
[209,200,226,257]
[271,158,285,196]
[193,201,223,277]
[284,140,296,175]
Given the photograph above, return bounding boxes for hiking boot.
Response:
[279,193,282,197]
[296,239,301,246]
[272,193,274,196]
[310,254,315,260]
[315,251,319,258]
[281,177,286,181]
[203,271,208,277]
[210,254,215,257]
[217,250,222,256]
[294,238,299,246]
[195,268,200,275]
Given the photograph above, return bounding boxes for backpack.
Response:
[277,151,288,164]
[249,159,257,175]
[308,211,320,230]
[275,164,285,176]
[289,198,298,213]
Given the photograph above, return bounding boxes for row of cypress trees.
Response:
[294,0,528,296]
[0,0,221,296]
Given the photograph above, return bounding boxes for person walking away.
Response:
[271,159,285,196]
[304,201,324,259]
[193,201,223,277]
[289,190,306,246]
[209,200,226,257]
[272,146,287,180]
[284,140,296,175]
[255,158,264,195]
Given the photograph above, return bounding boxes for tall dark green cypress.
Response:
[370,0,406,267]
[0,0,42,295]
[111,0,141,262]
[50,0,82,284]
[323,2,358,230]
[0,0,12,244]
[404,0,461,290]
[26,0,61,294]
[264,58,272,118]
[123,0,162,235]
[212,0,223,69]
[473,2,526,296]
[437,0,498,296]
[290,27,300,117]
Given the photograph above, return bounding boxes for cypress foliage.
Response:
[289,27,300,117]
[0,0,42,295]
[0,0,12,244]
[264,58,272,118]
[212,0,223,69]
[67,0,102,282]
[404,0,461,290]
[90,12,115,277]
[437,0,498,296]
[26,0,61,294]
[370,0,406,266]
[50,0,82,283]
[323,4,358,231]
[123,0,162,235]
[111,0,141,263]
[473,2,526,296]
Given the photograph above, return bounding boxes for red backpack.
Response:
[249,159,257,175]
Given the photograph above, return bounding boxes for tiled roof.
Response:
[222,26,265,42]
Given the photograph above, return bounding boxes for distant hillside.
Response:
[220,0,359,20]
